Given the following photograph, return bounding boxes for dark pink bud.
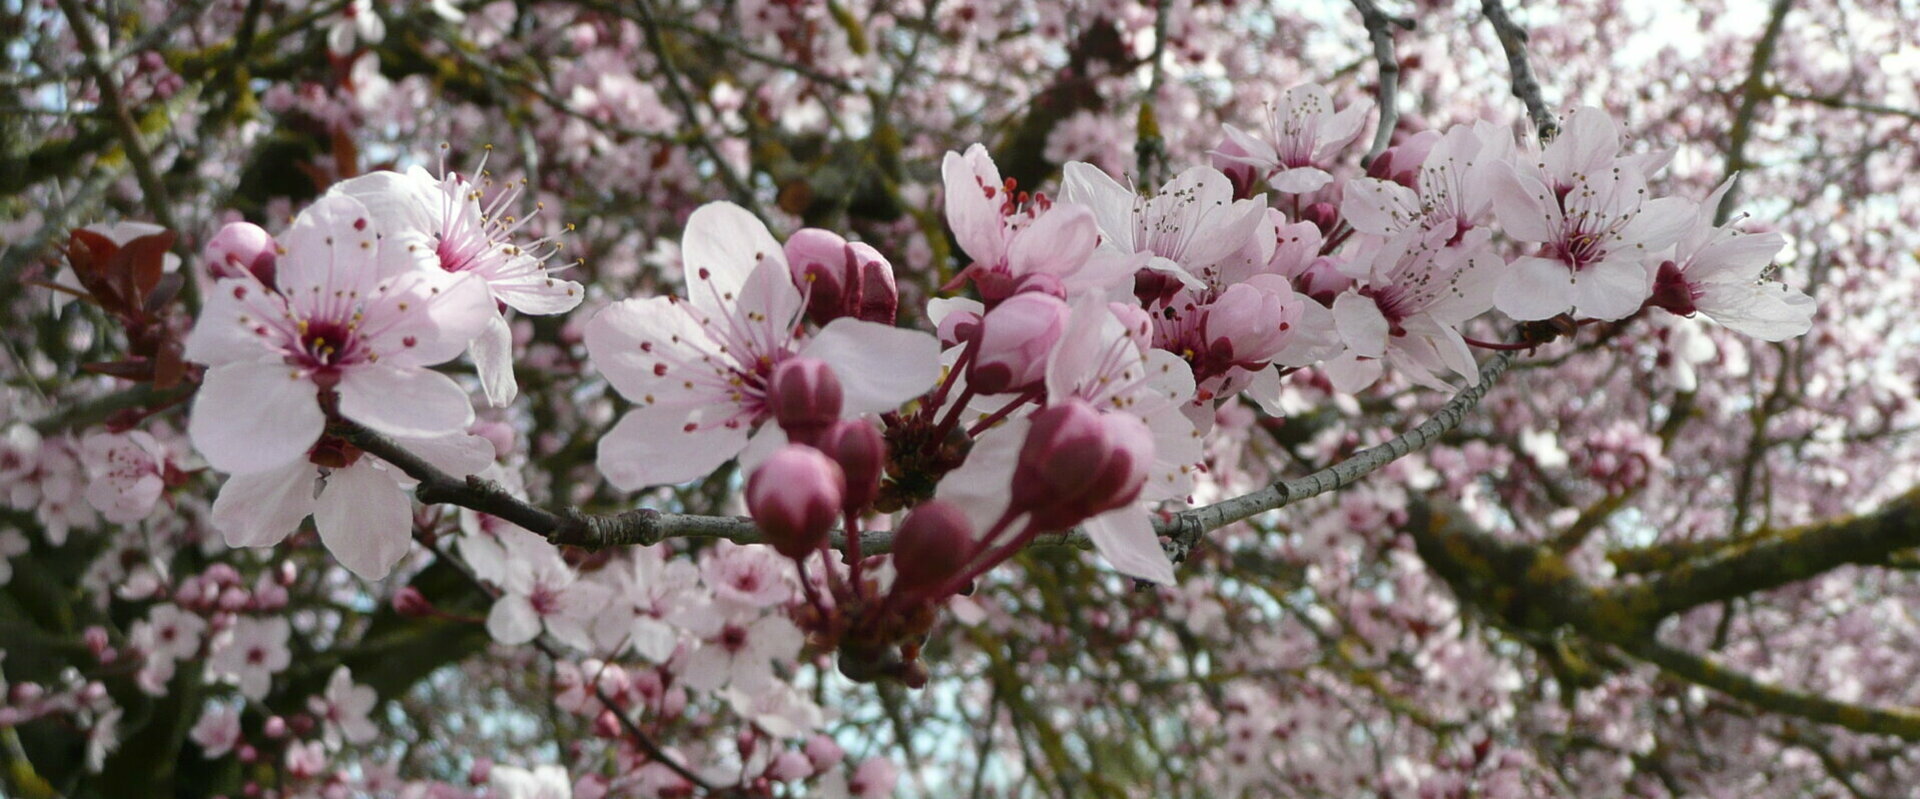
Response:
[1211,134,1262,201]
[263,716,287,739]
[392,586,435,617]
[1011,400,1154,530]
[1366,129,1440,189]
[468,757,493,786]
[592,709,623,738]
[852,243,898,325]
[204,221,278,287]
[787,228,853,325]
[1300,202,1340,236]
[1132,268,1184,307]
[818,420,885,514]
[768,357,844,446]
[890,500,975,596]
[747,445,846,559]
[1202,283,1290,366]
[84,626,110,659]
[969,292,1068,395]
[288,715,315,737]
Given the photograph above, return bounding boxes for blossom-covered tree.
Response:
[2,0,1917,797]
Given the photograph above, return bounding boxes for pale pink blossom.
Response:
[308,666,378,749]
[325,0,384,55]
[80,430,172,524]
[584,202,938,489]
[1324,223,1499,392]
[190,703,242,758]
[1214,84,1373,194]
[331,165,584,406]
[942,144,1138,303]
[1059,161,1265,288]
[677,607,804,693]
[183,193,493,476]
[209,431,494,580]
[1646,178,1814,341]
[207,616,291,700]
[1489,107,1691,321]
[588,549,701,661]
[469,526,609,649]
[489,765,573,799]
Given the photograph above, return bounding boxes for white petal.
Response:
[582,297,726,412]
[1331,291,1390,358]
[1083,509,1176,585]
[1267,167,1333,194]
[190,362,323,474]
[1058,161,1136,249]
[1571,257,1652,321]
[1697,282,1815,342]
[1341,178,1418,236]
[472,312,518,407]
[681,202,787,324]
[1322,351,1384,394]
[596,410,750,491]
[800,319,942,415]
[313,461,414,580]
[486,596,542,645]
[1493,256,1575,321]
[942,145,1008,265]
[337,364,474,437]
[934,416,1031,535]
[210,460,319,548]
[1489,164,1561,244]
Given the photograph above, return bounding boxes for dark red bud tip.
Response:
[392,586,435,617]
[890,500,975,598]
[768,357,844,446]
[1301,202,1340,236]
[747,445,846,560]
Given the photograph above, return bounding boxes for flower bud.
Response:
[1011,400,1154,530]
[890,500,975,596]
[787,230,900,326]
[204,221,278,287]
[768,357,844,446]
[1300,202,1340,236]
[746,445,846,559]
[1202,283,1291,366]
[854,246,898,325]
[1366,129,1440,189]
[1211,134,1262,201]
[818,420,885,513]
[392,586,435,617]
[937,308,982,349]
[969,292,1068,395]
[787,228,853,325]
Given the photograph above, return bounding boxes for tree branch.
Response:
[1716,0,1795,224]
[1635,636,1920,740]
[1479,0,1558,142]
[1352,0,1413,166]
[54,0,179,233]
[1615,488,1920,621]
[630,0,763,216]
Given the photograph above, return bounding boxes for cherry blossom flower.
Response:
[466,525,609,649]
[1214,84,1373,194]
[1325,223,1499,391]
[285,739,327,779]
[1059,161,1266,288]
[588,548,701,661]
[490,765,573,799]
[189,703,242,758]
[942,144,1139,303]
[134,603,207,663]
[584,202,938,489]
[325,0,384,55]
[80,429,173,524]
[210,430,494,580]
[0,529,28,586]
[700,542,796,608]
[331,165,584,406]
[207,616,291,700]
[1646,179,1814,341]
[1341,120,1514,237]
[182,193,493,477]
[677,606,805,694]
[308,666,378,749]
[84,706,121,772]
[1489,107,1691,321]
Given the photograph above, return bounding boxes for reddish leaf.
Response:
[120,230,177,304]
